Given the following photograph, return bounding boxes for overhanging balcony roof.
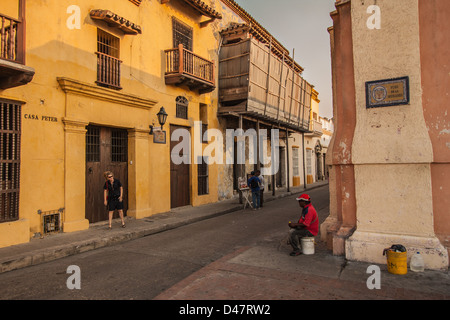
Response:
[161,0,222,20]
[0,59,35,89]
[90,9,142,35]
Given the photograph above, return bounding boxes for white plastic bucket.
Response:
[301,237,315,255]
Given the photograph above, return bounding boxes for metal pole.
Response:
[286,129,290,192]
[238,115,243,204]
[256,120,260,170]
[302,132,307,189]
[272,125,276,196]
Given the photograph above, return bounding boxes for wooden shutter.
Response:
[0,101,21,222]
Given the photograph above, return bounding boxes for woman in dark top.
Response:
[103,171,125,229]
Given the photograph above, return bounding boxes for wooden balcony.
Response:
[218,36,312,133]
[306,119,323,137]
[0,6,34,89]
[165,44,215,94]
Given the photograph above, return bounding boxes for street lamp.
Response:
[150,106,168,134]
[157,107,168,131]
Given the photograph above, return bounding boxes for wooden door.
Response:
[85,126,128,223]
[170,125,190,208]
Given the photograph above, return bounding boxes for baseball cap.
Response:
[296,194,310,202]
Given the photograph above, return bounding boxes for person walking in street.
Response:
[103,171,126,229]
[247,171,261,210]
[288,194,318,256]
[257,169,264,207]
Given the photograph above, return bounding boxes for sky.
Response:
[233,0,336,119]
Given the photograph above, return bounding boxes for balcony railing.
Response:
[0,13,23,64]
[0,4,34,90]
[96,52,122,90]
[308,119,323,136]
[165,44,215,93]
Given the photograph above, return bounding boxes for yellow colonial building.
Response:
[0,0,223,247]
[1,0,316,249]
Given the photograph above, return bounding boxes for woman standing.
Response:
[103,171,126,229]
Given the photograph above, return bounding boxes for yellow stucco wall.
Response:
[0,0,224,247]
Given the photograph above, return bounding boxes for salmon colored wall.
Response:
[330,1,357,229]
[419,0,450,242]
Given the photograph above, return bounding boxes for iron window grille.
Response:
[0,101,21,223]
[111,129,127,163]
[172,17,193,52]
[39,209,64,235]
[86,126,100,162]
[176,96,188,119]
[96,29,122,90]
[198,156,209,196]
[86,126,127,163]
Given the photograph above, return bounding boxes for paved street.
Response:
[0,183,448,307]
[0,185,330,300]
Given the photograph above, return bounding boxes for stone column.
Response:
[127,128,152,219]
[62,118,89,232]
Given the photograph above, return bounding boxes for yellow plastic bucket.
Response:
[386,250,408,275]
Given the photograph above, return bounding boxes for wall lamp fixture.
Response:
[149,107,168,135]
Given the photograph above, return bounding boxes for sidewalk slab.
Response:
[155,245,450,300]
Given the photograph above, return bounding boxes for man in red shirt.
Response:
[288,194,319,256]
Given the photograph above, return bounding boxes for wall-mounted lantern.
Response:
[150,106,168,134]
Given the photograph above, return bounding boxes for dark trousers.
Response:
[260,189,264,207]
[289,228,313,252]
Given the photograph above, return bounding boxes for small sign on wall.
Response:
[153,130,166,144]
[365,76,409,108]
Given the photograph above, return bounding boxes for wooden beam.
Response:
[263,38,272,116]
[200,18,215,28]
[17,0,26,64]
[276,52,285,121]
[288,49,295,123]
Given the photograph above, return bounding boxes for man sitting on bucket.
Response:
[288,194,319,256]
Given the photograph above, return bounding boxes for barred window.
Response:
[292,147,299,176]
[96,29,122,90]
[198,156,209,196]
[111,129,127,163]
[172,17,193,51]
[1,101,21,223]
[200,103,208,143]
[86,126,100,162]
[176,96,188,119]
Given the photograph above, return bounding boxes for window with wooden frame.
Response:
[96,29,122,90]
[200,103,208,143]
[0,100,21,223]
[86,126,127,163]
[176,96,188,119]
[86,126,100,162]
[172,17,193,51]
[292,147,299,176]
[198,156,209,196]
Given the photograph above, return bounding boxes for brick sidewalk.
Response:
[155,246,450,300]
